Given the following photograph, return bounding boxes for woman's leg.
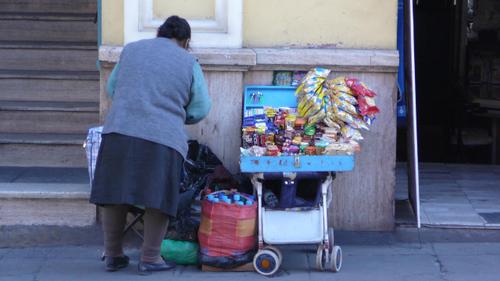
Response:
[141,208,170,263]
[101,204,130,257]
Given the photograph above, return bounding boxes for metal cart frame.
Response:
[240,86,353,276]
[249,171,342,276]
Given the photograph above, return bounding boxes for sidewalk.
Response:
[2,227,500,281]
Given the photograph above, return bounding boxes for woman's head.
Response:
[157,15,191,49]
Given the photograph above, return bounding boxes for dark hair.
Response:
[157,15,191,41]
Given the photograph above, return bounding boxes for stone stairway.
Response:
[0,0,99,226]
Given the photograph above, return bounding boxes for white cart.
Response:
[240,86,355,276]
[247,171,343,276]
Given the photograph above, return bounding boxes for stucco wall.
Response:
[243,0,396,49]
[102,0,123,46]
[101,0,397,49]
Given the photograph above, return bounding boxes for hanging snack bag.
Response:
[340,126,364,141]
[336,92,358,105]
[345,78,376,97]
[357,96,380,116]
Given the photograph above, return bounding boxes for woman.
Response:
[90,16,211,275]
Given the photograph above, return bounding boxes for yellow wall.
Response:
[102,0,397,49]
[153,0,215,20]
[243,0,397,49]
[102,0,123,46]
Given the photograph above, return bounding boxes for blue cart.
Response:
[240,86,355,275]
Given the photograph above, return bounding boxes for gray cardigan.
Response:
[102,38,211,158]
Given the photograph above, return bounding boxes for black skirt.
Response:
[89,133,184,217]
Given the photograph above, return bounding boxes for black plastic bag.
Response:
[199,250,255,269]
[166,141,226,241]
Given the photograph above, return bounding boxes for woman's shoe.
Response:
[137,260,176,275]
[102,255,130,272]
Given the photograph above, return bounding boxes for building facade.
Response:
[99,0,400,230]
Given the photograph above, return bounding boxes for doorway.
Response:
[397,0,500,227]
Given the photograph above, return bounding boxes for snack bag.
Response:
[296,68,331,97]
[345,78,376,97]
[331,94,358,116]
[340,126,363,141]
[324,141,360,155]
[336,110,369,130]
[336,92,358,105]
[357,96,380,116]
[307,109,326,125]
[329,76,347,86]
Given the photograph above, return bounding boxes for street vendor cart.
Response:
[240,85,355,276]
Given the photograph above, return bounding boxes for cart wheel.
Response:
[328,227,335,249]
[253,249,280,276]
[327,246,342,272]
[315,246,326,271]
[264,245,283,263]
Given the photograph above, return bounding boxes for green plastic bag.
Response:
[160,239,199,265]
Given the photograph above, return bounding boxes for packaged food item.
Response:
[324,141,360,155]
[266,133,275,144]
[299,142,310,153]
[331,94,358,116]
[315,145,326,155]
[273,71,293,86]
[328,76,346,86]
[294,117,306,129]
[289,145,300,154]
[305,146,317,155]
[296,69,330,118]
[304,124,316,136]
[336,110,369,130]
[248,146,267,156]
[307,109,326,125]
[345,78,376,97]
[291,71,307,87]
[340,126,364,141]
[296,68,331,95]
[292,135,302,145]
[357,96,380,116]
[242,127,255,148]
[285,114,297,130]
[350,115,370,131]
[331,84,352,94]
[336,92,358,105]
[242,71,381,157]
[363,115,375,127]
[266,145,280,156]
[274,134,285,147]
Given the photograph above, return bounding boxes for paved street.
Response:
[1,227,500,281]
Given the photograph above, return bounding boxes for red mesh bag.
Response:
[198,192,257,257]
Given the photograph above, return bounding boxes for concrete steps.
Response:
[0,101,99,134]
[0,40,98,50]
[0,69,99,80]
[0,77,99,103]
[0,133,87,167]
[0,0,97,14]
[0,47,97,72]
[0,0,99,227]
[0,13,97,43]
[0,167,95,226]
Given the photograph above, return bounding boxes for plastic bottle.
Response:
[233,194,241,201]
